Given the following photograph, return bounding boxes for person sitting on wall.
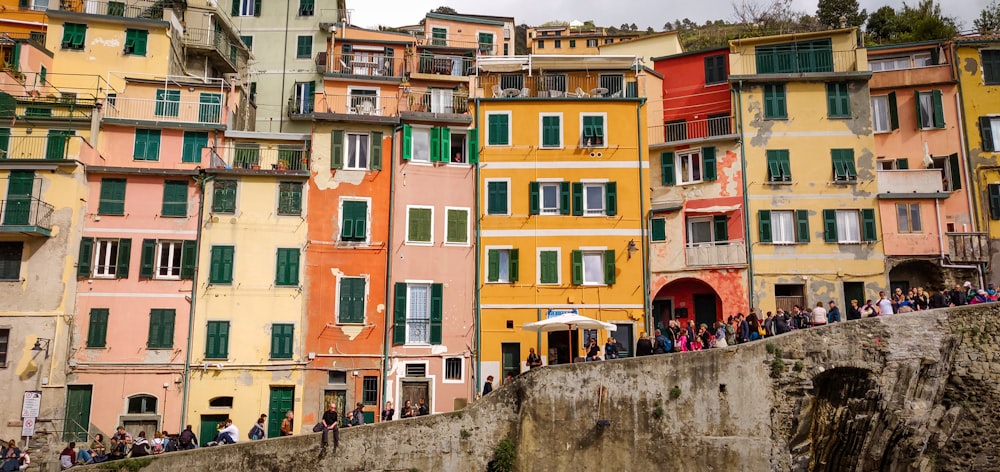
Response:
[207,419,239,446]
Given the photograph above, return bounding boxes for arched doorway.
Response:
[651,278,722,331]
[888,259,944,294]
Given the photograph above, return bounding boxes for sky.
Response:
[350,0,989,32]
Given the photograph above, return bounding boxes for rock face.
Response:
[82,304,1000,472]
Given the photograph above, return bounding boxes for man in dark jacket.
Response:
[635,333,653,356]
[846,299,862,320]
[929,287,949,309]
[774,310,791,334]
[947,284,967,306]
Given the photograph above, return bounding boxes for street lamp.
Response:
[31,338,51,359]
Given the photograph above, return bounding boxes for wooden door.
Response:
[64,386,92,441]
[267,386,294,438]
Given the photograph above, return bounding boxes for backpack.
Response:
[179,429,194,446]
[653,337,666,354]
[248,424,264,440]
[152,441,163,454]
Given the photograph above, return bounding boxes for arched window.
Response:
[209,396,234,408]
[127,395,157,414]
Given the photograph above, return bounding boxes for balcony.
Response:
[314,94,399,124]
[477,74,637,99]
[0,135,84,160]
[685,240,747,267]
[398,89,470,123]
[869,63,953,90]
[102,97,225,128]
[411,53,475,81]
[649,115,736,147]
[55,0,165,20]
[876,169,946,197]
[322,52,406,80]
[419,38,498,55]
[205,144,310,175]
[183,27,246,74]
[947,232,988,263]
[3,96,97,122]
[729,49,867,79]
[0,197,54,237]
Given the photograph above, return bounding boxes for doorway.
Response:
[546,330,578,365]
[322,390,347,427]
[652,299,673,330]
[4,171,34,226]
[500,342,520,379]
[613,323,634,358]
[400,381,429,414]
[843,282,865,312]
[199,414,228,447]
[267,386,294,438]
[693,294,718,327]
[64,385,92,442]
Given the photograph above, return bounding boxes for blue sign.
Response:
[546,309,578,319]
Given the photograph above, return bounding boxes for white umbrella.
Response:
[523,312,616,363]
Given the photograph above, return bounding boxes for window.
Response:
[297,0,314,16]
[449,132,467,163]
[571,250,615,285]
[569,40,576,48]
[362,376,378,405]
[409,127,430,162]
[340,200,368,242]
[127,395,157,414]
[291,81,314,114]
[275,248,300,286]
[205,321,230,359]
[916,90,945,129]
[831,149,857,181]
[651,218,666,242]
[296,35,312,59]
[487,248,517,283]
[571,182,617,216]
[147,309,175,349]
[530,182,567,216]
[896,203,922,233]
[338,277,366,323]
[871,93,899,133]
[407,285,431,343]
[540,114,562,148]
[406,207,433,244]
[154,89,180,117]
[581,114,605,147]
[604,38,613,44]
[583,183,605,215]
[766,150,791,182]
[277,182,302,216]
[486,181,508,215]
[212,180,237,213]
[431,27,447,46]
[982,50,1000,85]
[132,129,161,161]
[826,82,850,118]
[61,23,86,50]
[677,150,702,184]
[0,328,6,366]
[823,209,876,243]
[396,283,443,345]
[92,239,120,278]
[686,217,719,245]
[161,181,188,217]
[981,116,1000,152]
[98,178,126,215]
[232,0,260,16]
[759,210,808,244]
[198,93,221,123]
[182,131,208,163]
[478,32,494,54]
[208,396,233,408]
[554,39,562,48]
[86,308,109,348]
[704,54,727,84]
[763,84,787,119]
[429,126,453,162]
[123,29,147,55]
[328,371,347,384]
[270,324,294,359]
[487,112,510,146]
[538,250,559,284]
[538,39,545,49]
[444,358,462,380]
[345,133,370,170]
[445,208,469,245]
[755,39,832,73]
[333,130,382,170]
[155,241,182,279]
[240,35,253,51]
[209,245,234,284]
[930,154,962,191]
[587,39,598,47]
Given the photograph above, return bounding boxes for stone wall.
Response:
[78,304,1000,471]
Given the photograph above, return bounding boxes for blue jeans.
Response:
[213,432,235,444]
[77,449,93,464]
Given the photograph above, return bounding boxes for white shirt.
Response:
[878,297,894,316]
[220,424,239,443]
[811,307,827,325]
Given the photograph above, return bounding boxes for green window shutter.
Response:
[296,35,311,58]
[825,82,850,117]
[180,240,196,279]
[206,321,229,359]
[528,182,540,215]
[948,153,962,190]
[87,308,109,348]
[116,238,131,279]
[766,150,781,181]
[161,181,188,217]
[430,283,443,345]
[439,127,451,162]
[980,117,995,152]
[277,182,302,215]
[407,208,431,242]
[148,309,175,349]
[758,210,772,244]
[468,128,479,163]
[370,131,383,170]
[931,90,945,128]
[823,209,837,242]
[147,310,161,347]
[99,178,126,215]
[895,158,909,170]
[603,249,616,285]
[231,0,239,15]
[888,92,899,130]
[276,248,299,286]
[488,114,509,145]
[353,202,367,240]
[559,182,571,215]
[542,115,560,147]
[660,152,675,185]
[77,237,94,277]
[861,208,877,242]
[130,29,147,55]
[487,249,499,282]
[205,321,217,358]
[0,128,9,156]
[253,0,261,16]
[210,246,234,284]
[571,250,583,285]
[843,149,857,179]
[795,210,810,243]
[401,125,412,160]
[393,283,407,344]
[651,218,666,242]
[509,248,519,282]
[989,184,1000,220]
[571,182,583,216]
[139,239,156,278]
[713,215,728,242]
[539,251,558,283]
[212,180,236,214]
[338,278,366,324]
[330,130,344,169]
[181,131,208,163]
[605,182,617,216]
[430,126,441,162]
[914,90,922,128]
[446,209,468,243]
[702,147,717,181]
[271,324,292,359]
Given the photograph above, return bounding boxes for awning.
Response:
[685,204,741,214]
[477,55,637,73]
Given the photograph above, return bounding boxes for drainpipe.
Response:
[278,0,291,133]
[473,98,482,399]
[180,173,212,431]
[734,81,755,310]
[636,99,651,334]
[381,125,402,411]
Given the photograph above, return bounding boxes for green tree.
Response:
[866,6,898,43]
[630,23,639,31]
[432,6,457,14]
[896,0,958,42]
[975,0,1000,33]
[816,0,867,28]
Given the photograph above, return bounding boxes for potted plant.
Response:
[276,159,289,171]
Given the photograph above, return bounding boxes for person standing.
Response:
[846,299,862,321]
[481,376,494,395]
[603,337,619,359]
[525,348,542,369]
[929,287,949,309]
[349,403,365,426]
[635,333,653,356]
[811,302,827,327]
[827,301,841,323]
[320,403,339,450]
[280,410,294,437]
[877,291,894,316]
[380,401,394,422]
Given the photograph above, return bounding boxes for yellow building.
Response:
[474,55,650,382]
[526,25,640,55]
[186,133,311,441]
[731,28,886,313]
[953,35,1000,281]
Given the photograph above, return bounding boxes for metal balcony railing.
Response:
[206,145,310,172]
[103,97,224,125]
[947,232,988,263]
[325,52,406,78]
[685,240,747,267]
[316,94,398,118]
[650,115,735,146]
[0,135,81,160]
[399,90,469,115]
[731,49,862,75]
[56,0,165,20]
[420,37,498,54]
[478,74,637,99]
[0,196,54,233]
[183,27,246,71]
[415,54,475,77]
